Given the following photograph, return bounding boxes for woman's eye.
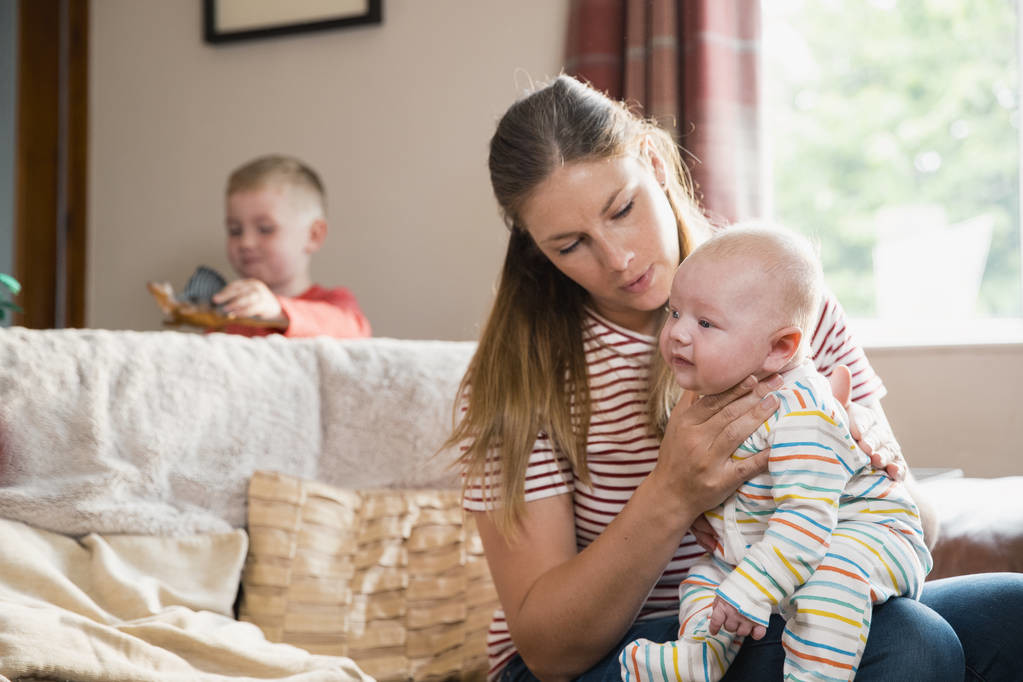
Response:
[671,310,680,320]
[612,199,634,220]
[558,240,581,255]
[698,319,712,329]
[227,228,241,238]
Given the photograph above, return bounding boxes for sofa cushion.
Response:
[238,470,497,681]
[923,476,1023,580]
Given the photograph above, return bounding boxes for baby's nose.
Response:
[670,323,692,344]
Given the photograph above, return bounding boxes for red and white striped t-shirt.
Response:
[462,291,885,678]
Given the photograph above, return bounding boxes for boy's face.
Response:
[225,183,321,294]
[658,250,779,395]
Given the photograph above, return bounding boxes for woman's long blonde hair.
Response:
[447,75,709,534]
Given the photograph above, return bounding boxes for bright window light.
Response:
[762,0,1023,347]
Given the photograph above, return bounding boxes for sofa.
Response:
[0,327,1019,681]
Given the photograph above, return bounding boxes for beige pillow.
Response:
[238,470,497,681]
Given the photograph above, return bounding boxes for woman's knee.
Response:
[859,596,963,681]
[922,573,1023,681]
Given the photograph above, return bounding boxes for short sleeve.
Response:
[462,433,574,513]
[809,290,887,405]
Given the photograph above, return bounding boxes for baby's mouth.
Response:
[671,355,693,368]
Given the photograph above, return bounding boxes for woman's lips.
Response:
[622,266,653,294]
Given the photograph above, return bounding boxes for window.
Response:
[762,0,1023,346]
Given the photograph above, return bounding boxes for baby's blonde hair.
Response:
[698,221,823,360]
[648,222,823,431]
[227,154,326,217]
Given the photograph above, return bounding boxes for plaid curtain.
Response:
[565,0,763,225]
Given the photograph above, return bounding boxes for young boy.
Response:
[211,154,371,338]
[620,225,931,682]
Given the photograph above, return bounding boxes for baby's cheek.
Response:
[657,327,671,362]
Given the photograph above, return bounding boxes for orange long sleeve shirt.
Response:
[222,284,371,339]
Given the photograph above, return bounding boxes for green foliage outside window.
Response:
[764,0,1021,317]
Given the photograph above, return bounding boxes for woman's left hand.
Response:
[828,365,905,481]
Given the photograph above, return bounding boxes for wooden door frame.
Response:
[14,0,88,329]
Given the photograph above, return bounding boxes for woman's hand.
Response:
[651,374,783,517]
[828,365,905,481]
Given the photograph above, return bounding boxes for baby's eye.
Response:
[227,226,242,237]
[257,224,276,235]
[698,319,712,328]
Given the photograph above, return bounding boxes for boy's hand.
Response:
[212,279,284,321]
[709,595,767,640]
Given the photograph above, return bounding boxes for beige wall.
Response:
[88,0,569,340]
[869,344,1023,478]
[87,1,1021,476]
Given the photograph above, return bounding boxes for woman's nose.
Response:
[600,235,634,272]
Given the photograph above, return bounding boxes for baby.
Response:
[212,154,371,338]
[620,224,931,682]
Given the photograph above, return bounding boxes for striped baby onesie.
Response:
[621,362,931,682]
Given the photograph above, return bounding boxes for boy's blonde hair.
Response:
[227,155,326,217]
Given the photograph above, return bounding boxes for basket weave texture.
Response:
[239,470,497,681]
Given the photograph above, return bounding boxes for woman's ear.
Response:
[305,218,328,254]
[642,136,668,188]
[763,326,802,373]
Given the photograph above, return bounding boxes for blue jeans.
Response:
[497,573,1023,682]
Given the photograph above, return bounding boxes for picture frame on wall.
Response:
[203,0,382,44]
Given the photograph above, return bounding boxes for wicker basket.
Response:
[239,470,496,681]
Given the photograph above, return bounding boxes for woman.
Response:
[450,75,1023,681]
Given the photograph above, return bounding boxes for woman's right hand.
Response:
[651,374,783,517]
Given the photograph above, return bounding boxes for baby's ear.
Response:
[305,218,327,254]
[763,326,802,373]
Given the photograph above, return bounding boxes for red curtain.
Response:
[565,0,763,225]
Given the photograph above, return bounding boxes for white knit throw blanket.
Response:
[0,327,474,536]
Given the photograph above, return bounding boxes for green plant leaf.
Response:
[0,273,20,295]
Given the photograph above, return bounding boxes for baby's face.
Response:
[225,183,318,293]
[659,251,778,395]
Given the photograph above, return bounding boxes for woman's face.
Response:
[519,150,681,335]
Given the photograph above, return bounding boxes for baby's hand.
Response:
[212,279,284,321]
[709,596,767,640]
[690,516,719,554]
